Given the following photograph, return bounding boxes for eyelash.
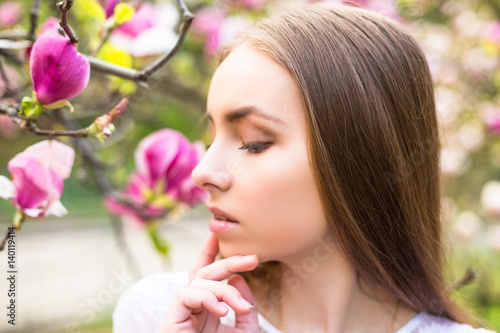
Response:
[205,143,271,154]
[239,143,271,154]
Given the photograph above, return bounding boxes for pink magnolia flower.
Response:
[39,17,61,36]
[192,8,225,56]
[105,129,208,224]
[114,3,154,38]
[30,34,90,106]
[482,21,500,44]
[488,117,500,134]
[0,140,75,218]
[103,0,119,18]
[109,2,178,57]
[0,2,22,28]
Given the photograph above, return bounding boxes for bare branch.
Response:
[28,0,42,42]
[136,0,194,81]
[0,0,194,85]
[56,0,79,44]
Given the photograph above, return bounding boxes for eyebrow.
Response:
[205,106,286,126]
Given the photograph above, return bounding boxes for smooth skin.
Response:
[161,233,261,332]
[162,45,416,332]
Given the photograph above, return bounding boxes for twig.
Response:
[0,0,194,85]
[109,215,143,279]
[0,103,90,137]
[0,219,24,251]
[56,0,79,44]
[55,110,116,193]
[28,0,42,42]
[0,49,23,66]
[54,111,146,277]
[89,29,111,57]
[136,0,194,81]
[25,120,90,137]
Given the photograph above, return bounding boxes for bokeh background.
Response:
[0,0,499,332]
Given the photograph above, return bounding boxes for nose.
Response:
[191,142,232,196]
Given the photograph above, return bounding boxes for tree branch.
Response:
[136,0,194,81]
[56,0,79,44]
[28,0,42,42]
[0,0,194,86]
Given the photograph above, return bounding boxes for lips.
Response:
[207,206,239,223]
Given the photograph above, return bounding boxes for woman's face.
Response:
[192,45,329,263]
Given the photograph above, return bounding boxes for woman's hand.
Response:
[161,233,260,332]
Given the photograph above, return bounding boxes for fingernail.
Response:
[239,297,252,310]
[218,303,228,313]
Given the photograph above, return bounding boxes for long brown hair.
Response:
[219,5,469,323]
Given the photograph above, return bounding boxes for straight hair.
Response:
[219,5,470,323]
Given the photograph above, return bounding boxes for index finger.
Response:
[189,232,219,282]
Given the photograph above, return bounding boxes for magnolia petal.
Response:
[114,3,154,38]
[0,175,15,200]
[42,99,74,112]
[45,200,68,217]
[30,34,90,105]
[24,140,75,179]
[8,154,52,209]
[22,208,44,218]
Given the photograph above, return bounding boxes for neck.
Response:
[256,236,416,333]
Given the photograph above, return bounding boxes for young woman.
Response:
[113,5,496,333]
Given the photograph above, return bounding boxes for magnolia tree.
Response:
[0,0,500,323]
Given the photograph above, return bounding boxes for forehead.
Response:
[206,45,304,126]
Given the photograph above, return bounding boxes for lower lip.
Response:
[209,217,239,233]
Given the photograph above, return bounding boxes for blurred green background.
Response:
[0,0,499,332]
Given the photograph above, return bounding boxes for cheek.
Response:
[234,144,329,259]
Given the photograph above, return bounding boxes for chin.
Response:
[218,241,260,259]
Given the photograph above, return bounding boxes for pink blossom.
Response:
[0,114,19,139]
[39,17,61,36]
[482,21,500,44]
[0,140,75,218]
[109,2,178,57]
[104,173,166,225]
[103,0,119,18]
[105,129,208,224]
[0,2,22,28]
[114,3,155,38]
[135,129,207,205]
[192,8,225,56]
[30,34,90,106]
[488,117,500,134]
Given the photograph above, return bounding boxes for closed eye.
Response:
[239,143,271,154]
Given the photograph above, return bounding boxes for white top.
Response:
[112,272,496,333]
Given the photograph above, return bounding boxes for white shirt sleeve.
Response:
[112,271,189,333]
[397,312,497,333]
[112,274,496,333]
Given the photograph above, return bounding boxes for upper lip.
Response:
[207,206,239,222]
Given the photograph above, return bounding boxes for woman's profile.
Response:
[112,4,497,333]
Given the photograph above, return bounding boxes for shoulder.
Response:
[112,271,189,333]
[398,312,497,333]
